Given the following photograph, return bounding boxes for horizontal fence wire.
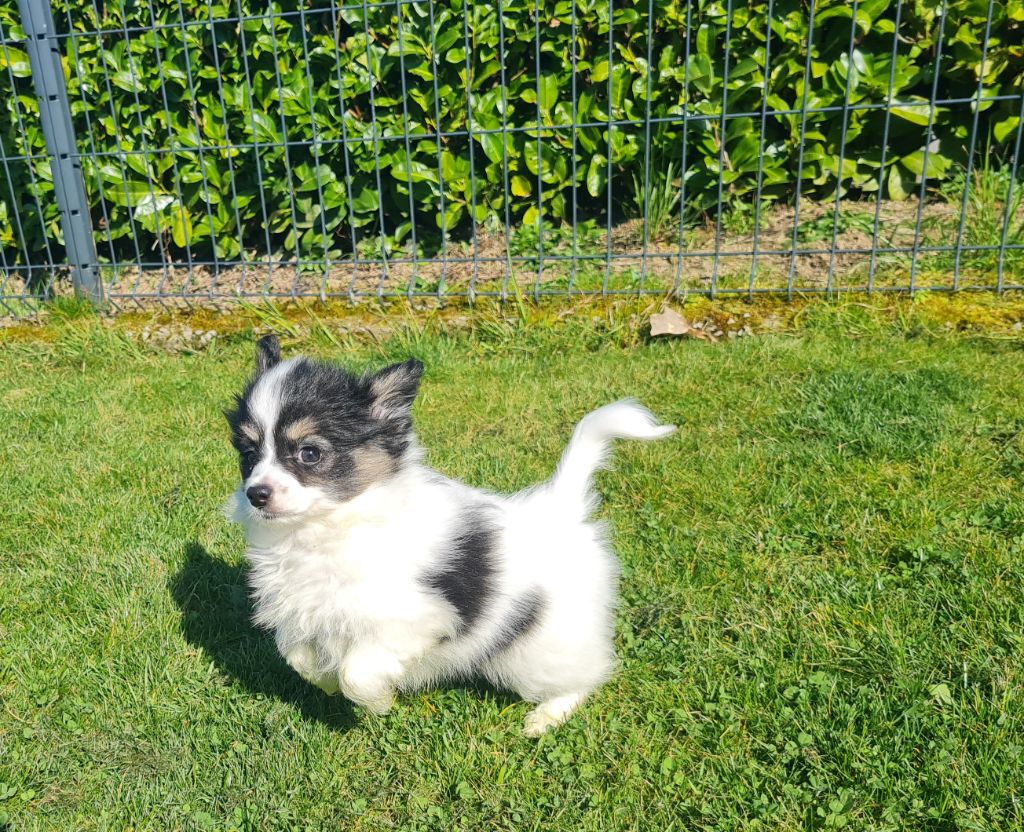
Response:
[0,0,1022,315]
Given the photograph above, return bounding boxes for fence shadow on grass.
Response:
[170,541,356,731]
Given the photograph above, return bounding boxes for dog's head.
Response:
[226,335,423,523]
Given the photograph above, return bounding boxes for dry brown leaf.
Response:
[648,307,718,342]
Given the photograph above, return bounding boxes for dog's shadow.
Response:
[170,542,356,731]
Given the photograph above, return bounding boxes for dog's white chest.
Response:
[244,519,429,645]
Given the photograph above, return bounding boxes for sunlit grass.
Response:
[1,301,1023,830]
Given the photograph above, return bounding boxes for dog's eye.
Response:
[239,450,257,477]
[299,446,321,465]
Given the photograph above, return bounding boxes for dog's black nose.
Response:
[246,484,272,508]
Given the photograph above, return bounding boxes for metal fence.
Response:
[0,0,1022,315]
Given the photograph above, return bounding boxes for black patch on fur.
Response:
[481,589,545,661]
[276,358,417,462]
[266,359,416,498]
[224,341,425,499]
[423,507,498,628]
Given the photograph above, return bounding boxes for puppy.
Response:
[226,335,674,735]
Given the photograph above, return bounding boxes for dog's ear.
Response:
[368,359,423,421]
[256,334,281,373]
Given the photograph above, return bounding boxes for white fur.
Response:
[229,396,674,735]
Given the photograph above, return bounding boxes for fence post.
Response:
[18,0,101,305]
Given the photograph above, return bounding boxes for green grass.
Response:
[2,302,1024,831]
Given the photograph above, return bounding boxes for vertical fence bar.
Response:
[824,0,859,295]
[995,91,1024,293]
[392,1,420,299]
[637,0,654,293]
[568,0,578,296]
[142,0,198,303]
[496,0,514,301]
[201,3,252,297]
[602,0,614,296]
[671,0,693,297]
[785,0,816,299]
[18,0,101,304]
[326,0,362,302]
[460,0,482,301]
[747,0,774,298]
[296,2,334,301]
[116,11,174,304]
[427,0,451,299]
[532,0,544,300]
[0,81,26,312]
[866,0,903,292]
[169,0,223,299]
[950,0,996,289]
[907,0,947,293]
[357,0,393,300]
[84,0,148,307]
[709,0,734,298]
[265,9,305,298]
[233,0,277,295]
[0,23,42,277]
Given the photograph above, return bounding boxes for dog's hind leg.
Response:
[523,691,587,737]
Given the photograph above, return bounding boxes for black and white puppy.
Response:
[226,335,674,735]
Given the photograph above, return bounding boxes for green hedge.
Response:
[0,0,1021,269]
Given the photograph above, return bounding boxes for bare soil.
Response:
[10,196,1023,311]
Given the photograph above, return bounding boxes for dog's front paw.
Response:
[357,691,395,716]
[340,647,402,715]
[342,681,395,715]
[523,693,586,737]
[523,709,558,737]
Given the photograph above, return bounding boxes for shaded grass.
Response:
[1,302,1023,830]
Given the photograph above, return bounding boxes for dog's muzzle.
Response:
[246,484,272,508]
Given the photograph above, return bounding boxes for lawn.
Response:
[1,299,1023,831]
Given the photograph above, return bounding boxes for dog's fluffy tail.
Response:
[549,399,675,513]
